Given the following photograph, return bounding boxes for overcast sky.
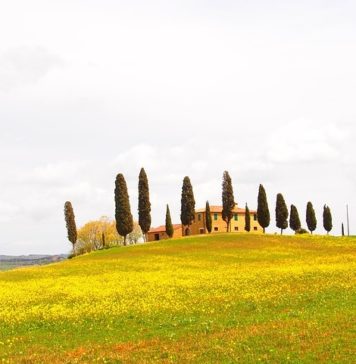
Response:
[0,1,355,255]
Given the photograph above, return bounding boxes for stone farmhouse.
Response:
[147,204,263,241]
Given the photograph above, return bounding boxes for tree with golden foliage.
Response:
[77,216,123,254]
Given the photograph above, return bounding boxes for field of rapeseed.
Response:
[0,233,355,363]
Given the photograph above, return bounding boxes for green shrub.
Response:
[295,228,309,235]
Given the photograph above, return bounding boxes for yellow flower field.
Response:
[0,233,355,363]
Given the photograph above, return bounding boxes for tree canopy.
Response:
[275,193,289,234]
[165,204,174,238]
[245,203,251,232]
[306,202,317,234]
[180,176,196,235]
[205,201,212,233]
[323,205,333,234]
[289,204,301,232]
[222,171,235,232]
[257,184,270,233]
[78,216,123,251]
[138,168,151,239]
[115,173,134,245]
[64,201,77,249]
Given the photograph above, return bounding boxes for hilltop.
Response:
[0,233,355,363]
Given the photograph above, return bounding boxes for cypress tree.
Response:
[289,204,301,233]
[257,184,270,233]
[138,168,151,241]
[323,205,333,234]
[275,193,289,234]
[245,203,251,232]
[180,176,195,236]
[342,223,345,236]
[306,201,317,234]
[165,204,174,238]
[205,201,212,233]
[222,171,235,232]
[64,201,77,250]
[115,173,134,245]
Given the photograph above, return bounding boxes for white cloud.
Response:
[0,46,64,91]
[0,201,20,223]
[265,119,347,164]
[22,161,89,186]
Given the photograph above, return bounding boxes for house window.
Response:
[234,213,238,221]
[254,227,258,231]
[198,213,201,221]
[214,213,218,221]
[214,227,218,232]
[234,226,239,231]
[253,214,257,221]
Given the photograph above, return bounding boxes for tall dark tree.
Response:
[102,232,106,248]
[257,184,270,233]
[289,204,301,233]
[165,204,174,238]
[323,205,333,234]
[138,168,151,241]
[222,171,235,232]
[275,193,289,234]
[205,201,212,233]
[64,201,77,250]
[244,203,251,232]
[306,201,317,234]
[115,173,134,245]
[180,176,195,236]
[342,223,345,236]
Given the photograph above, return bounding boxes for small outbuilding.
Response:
[147,224,183,242]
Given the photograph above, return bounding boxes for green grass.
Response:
[0,233,355,363]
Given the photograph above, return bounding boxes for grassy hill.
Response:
[0,233,355,363]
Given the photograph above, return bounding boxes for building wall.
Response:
[147,227,183,242]
[190,211,263,235]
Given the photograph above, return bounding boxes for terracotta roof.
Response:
[195,205,257,214]
[148,224,181,233]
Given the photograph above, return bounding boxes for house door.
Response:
[154,233,160,241]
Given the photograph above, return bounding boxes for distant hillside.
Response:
[0,254,67,270]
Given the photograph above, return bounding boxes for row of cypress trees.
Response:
[178,173,333,236]
[65,169,335,250]
[65,168,152,250]
[115,168,153,245]
[257,184,333,235]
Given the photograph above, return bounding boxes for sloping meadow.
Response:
[0,233,355,363]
